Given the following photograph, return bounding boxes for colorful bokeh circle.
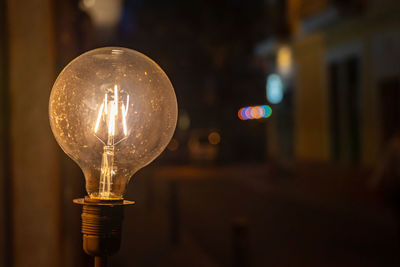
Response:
[238,105,272,120]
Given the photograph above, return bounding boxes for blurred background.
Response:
[1,0,400,266]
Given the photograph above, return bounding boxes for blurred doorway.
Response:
[327,47,361,164]
[379,77,400,144]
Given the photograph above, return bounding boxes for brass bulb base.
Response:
[74,197,134,257]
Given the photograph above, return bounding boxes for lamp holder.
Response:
[74,197,134,266]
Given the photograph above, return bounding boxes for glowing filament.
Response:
[94,85,131,199]
[122,104,127,135]
[94,103,104,133]
[125,95,129,115]
[108,102,117,136]
[94,85,130,145]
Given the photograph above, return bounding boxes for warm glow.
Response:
[277,45,292,76]
[79,0,123,29]
[178,111,190,130]
[94,103,104,133]
[208,132,221,145]
[49,47,178,200]
[121,104,127,135]
[167,138,179,151]
[93,84,130,198]
[94,84,129,141]
[104,93,108,114]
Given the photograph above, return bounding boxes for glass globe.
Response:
[49,47,178,200]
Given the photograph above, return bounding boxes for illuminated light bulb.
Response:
[49,47,178,200]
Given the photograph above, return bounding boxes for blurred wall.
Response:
[0,0,9,266]
[293,33,331,161]
[7,0,62,266]
[287,0,331,35]
[324,0,400,164]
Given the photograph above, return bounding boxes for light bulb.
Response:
[49,47,178,200]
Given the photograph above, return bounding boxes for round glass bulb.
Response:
[49,47,178,200]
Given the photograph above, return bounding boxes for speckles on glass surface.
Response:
[49,47,177,199]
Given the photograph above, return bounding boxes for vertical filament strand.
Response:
[94,85,129,199]
[94,103,104,133]
[122,104,127,135]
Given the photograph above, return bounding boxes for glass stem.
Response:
[99,145,115,198]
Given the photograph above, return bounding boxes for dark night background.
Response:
[1,0,400,266]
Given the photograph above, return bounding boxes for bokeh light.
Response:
[238,105,272,120]
[167,138,179,151]
[79,0,123,29]
[277,45,292,76]
[266,74,283,104]
[208,132,221,145]
[178,111,191,130]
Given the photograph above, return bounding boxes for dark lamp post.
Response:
[74,197,134,267]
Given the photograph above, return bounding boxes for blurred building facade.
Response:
[0,0,64,267]
[257,0,400,166]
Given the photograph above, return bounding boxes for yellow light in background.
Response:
[277,45,292,76]
[167,138,179,151]
[208,132,221,145]
[178,111,190,130]
[79,0,123,29]
[82,0,95,8]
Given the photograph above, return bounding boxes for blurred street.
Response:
[2,0,400,266]
[117,164,400,267]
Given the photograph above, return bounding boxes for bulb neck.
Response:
[74,197,134,257]
[99,146,115,199]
